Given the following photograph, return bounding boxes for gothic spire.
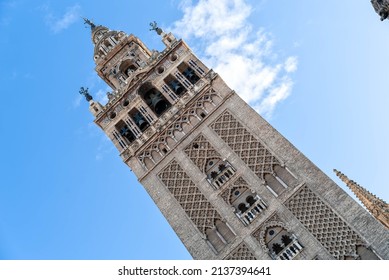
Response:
[334,169,389,229]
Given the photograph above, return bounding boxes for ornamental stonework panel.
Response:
[284,186,365,259]
[184,133,236,189]
[210,110,280,180]
[158,160,222,235]
[220,176,267,226]
[252,213,287,252]
[224,242,257,260]
[138,89,221,170]
[184,134,221,172]
[220,177,250,205]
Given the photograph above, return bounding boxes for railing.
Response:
[208,166,235,189]
[236,197,267,226]
[274,238,303,260]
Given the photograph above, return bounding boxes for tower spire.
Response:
[334,169,389,229]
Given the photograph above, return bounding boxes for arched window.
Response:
[264,226,303,260]
[206,228,225,253]
[281,234,293,246]
[205,159,235,189]
[264,173,286,197]
[272,243,283,254]
[246,196,256,206]
[115,120,135,144]
[164,75,186,96]
[129,108,149,132]
[178,62,200,84]
[216,220,235,243]
[274,165,297,188]
[205,220,235,254]
[238,203,248,213]
[139,82,171,117]
[228,182,267,226]
[119,60,138,78]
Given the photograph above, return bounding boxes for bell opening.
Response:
[139,82,171,117]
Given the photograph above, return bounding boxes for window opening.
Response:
[139,83,172,117]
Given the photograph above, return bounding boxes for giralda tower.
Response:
[80,20,389,260]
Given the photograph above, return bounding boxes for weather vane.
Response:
[149,21,163,35]
[83,17,96,29]
[79,87,93,102]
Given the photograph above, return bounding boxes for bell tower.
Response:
[81,20,389,260]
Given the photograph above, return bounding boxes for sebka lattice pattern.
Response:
[159,160,222,235]
[285,186,365,259]
[210,111,280,180]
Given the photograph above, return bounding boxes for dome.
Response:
[84,19,126,63]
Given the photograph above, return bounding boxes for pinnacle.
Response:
[333,169,383,202]
[334,169,389,228]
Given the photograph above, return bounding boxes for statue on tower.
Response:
[79,87,93,102]
[371,0,389,21]
[149,21,163,35]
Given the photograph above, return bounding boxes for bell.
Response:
[146,90,170,115]
[183,67,199,84]
[169,80,184,95]
[154,100,169,115]
[120,125,135,142]
[133,112,148,131]
[120,126,129,136]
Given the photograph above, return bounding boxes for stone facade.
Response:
[83,21,389,260]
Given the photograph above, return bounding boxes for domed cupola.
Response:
[83,18,153,91]
[84,18,126,63]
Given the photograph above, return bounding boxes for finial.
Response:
[149,21,163,35]
[79,87,93,102]
[83,17,96,29]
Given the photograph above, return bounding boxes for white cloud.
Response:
[95,87,110,105]
[284,56,298,73]
[253,77,293,117]
[174,0,251,38]
[44,4,81,34]
[171,0,297,118]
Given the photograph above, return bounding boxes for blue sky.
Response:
[1,0,388,260]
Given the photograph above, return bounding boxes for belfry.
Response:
[80,20,389,260]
